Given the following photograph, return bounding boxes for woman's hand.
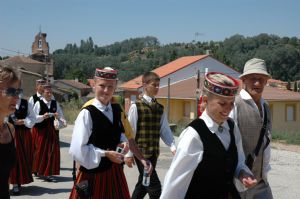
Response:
[105,150,124,164]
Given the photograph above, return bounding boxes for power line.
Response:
[0,47,30,56]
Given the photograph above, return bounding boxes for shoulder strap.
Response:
[253,103,268,156]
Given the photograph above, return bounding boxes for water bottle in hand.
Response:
[142,168,150,186]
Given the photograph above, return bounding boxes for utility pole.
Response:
[196,69,200,117]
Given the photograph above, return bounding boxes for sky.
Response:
[1,0,299,57]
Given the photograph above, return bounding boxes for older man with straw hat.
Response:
[230,58,273,199]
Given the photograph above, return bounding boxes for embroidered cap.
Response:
[95,67,118,80]
[36,79,46,85]
[42,83,52,90]
[204,72,239,97]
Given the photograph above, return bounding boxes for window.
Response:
[38,39,42,48]
[285,104,296,121]
[183,101,191,117]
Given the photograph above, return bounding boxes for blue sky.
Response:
[1,0,299,57]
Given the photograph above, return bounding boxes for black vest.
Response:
[32,94,40,104]
[34,100,57,129]
[9,99,30,130]
[80,104,125,173]
[185,118,240,199]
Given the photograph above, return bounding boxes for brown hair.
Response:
[0,64,20,86]
[142,72,160,84]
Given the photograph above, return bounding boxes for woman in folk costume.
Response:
[160,72,257,199]
[9,93,36,195]
[32,84,65,182]
[0,65,19,199]
[69,67,130,199]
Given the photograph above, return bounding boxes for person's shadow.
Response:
[10,185,71,196]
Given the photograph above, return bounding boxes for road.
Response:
[11,125,300,199]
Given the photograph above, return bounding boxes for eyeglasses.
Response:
[1,88,23,97]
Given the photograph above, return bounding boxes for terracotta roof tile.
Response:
[54,80,91,89]
[120,55,209,90]
[157,77,300,101]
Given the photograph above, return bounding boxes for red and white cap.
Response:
[95,67,118,80]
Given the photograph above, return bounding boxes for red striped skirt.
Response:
[32,122,60,176]
[69,164,130,199]
[10,127,34,185]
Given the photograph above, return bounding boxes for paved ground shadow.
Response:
[10,185,71,196]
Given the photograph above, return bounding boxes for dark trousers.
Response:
[132,155,161,199]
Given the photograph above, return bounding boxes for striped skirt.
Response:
[69,164,130,199]
[10,127,34,185]
[32,122,60,176]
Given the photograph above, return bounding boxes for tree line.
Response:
[52,34,300,83]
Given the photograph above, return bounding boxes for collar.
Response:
[93,98,112,112]
[200,110,229,134]
[142,94,155,103]
[37,92,42,98]
[240,89,266,111]
[42,98,52,104]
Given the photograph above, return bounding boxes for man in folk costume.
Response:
[9,91,36,195]
[230,58,273,199]
[32,84,65,182]
[160,72,257,199]
[69,67,131,199]
[127,71,176,199]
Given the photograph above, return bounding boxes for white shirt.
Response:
[69,98,126,170]
[15,99,36,128]
[33,98,64,123]
[229,89,271,182]
[160,111,251,199]
[126,94,176,157]
[28,92,43,108]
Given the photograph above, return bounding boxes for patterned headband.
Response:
[95,68,118,80]
[204,72,239,97]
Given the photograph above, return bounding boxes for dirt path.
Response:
[271,141,300,154]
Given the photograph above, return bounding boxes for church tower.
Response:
[31,31,50,62]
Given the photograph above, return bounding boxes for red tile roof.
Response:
[120,55,209,90]
[4,55,42,64]
[157,77,300,101]
[54,80,91,89]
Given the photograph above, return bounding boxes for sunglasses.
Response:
[1,88,23,97]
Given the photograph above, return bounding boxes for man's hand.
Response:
[239,170,258,188]
[124,157,135,168]
[141,159,153,175]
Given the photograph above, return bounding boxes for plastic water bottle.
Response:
[142,168,150,186]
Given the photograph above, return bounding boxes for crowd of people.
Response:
[0,63,66,198]
[0,57,273,199]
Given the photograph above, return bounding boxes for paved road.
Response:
[11,125,300,199]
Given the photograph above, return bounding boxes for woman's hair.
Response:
[0,64,20,85]
[142,72,160,84]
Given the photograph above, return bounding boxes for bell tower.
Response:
[31,28,50,62]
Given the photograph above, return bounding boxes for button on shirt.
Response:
[69,98,126,170]
[160,110,251,199]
